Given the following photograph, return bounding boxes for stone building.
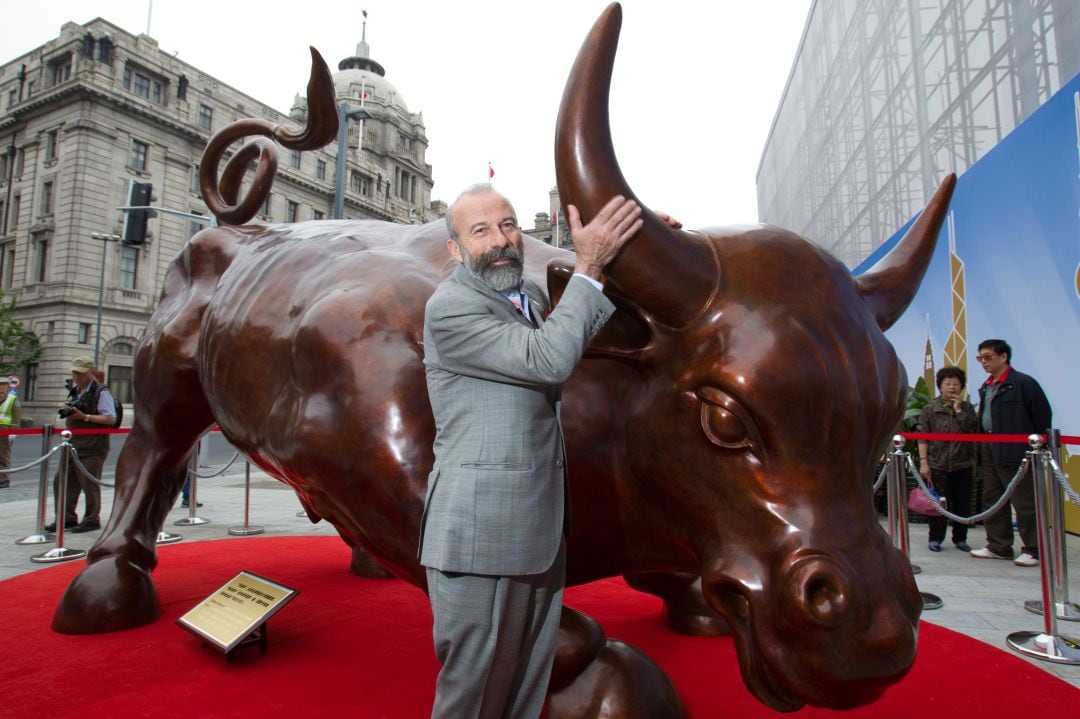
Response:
[0,17,437,423]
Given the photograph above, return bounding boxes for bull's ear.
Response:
[586,295,654,360]
[546,258,575,310]
[547,258,653,359]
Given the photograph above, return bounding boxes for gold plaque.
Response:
[176,570,298,653]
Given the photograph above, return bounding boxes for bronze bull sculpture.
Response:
[53,4,954,714]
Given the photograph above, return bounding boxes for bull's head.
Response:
[556,3,953,711]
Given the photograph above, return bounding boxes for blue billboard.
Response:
[855,75,1080,439]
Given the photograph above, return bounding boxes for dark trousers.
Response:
[978,444,1038,558]
[927,466,972,543]
[53,453,106,525]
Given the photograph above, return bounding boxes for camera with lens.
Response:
[58,379,80,418]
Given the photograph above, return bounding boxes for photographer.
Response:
[45,356,116,534]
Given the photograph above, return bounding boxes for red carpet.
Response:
[2,536,1076,718]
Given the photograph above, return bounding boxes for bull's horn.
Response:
[556,2,716,327]
[856,174,956,330]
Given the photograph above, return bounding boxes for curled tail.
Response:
[199,47,338,226]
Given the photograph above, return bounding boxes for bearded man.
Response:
[419,183,642,718]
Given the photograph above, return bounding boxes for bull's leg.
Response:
[548,607,687,718]
[51,404,213,633]
[624,571,731,637]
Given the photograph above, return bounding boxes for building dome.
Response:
[333,39,408,113]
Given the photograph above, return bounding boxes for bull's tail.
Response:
[199,48,338,226]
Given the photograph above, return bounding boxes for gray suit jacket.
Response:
[419,263,615,575]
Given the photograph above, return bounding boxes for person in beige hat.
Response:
[0,376,20,488]
[46,356,116,533]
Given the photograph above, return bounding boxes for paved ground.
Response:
[2,437,1078,691]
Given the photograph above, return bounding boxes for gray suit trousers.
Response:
[426,544,566,719]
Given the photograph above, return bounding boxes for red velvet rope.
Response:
[0,426,223,437]
[902,432,1080,445]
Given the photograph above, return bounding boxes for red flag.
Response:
[488,163,495,179]
[552,211,558,225]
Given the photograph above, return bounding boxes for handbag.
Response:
[908,481,945,516]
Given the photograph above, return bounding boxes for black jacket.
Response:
[977,367,1053,466]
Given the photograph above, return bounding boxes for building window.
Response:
[313,210,325,221]
[46,321,55,341]
[177,75,189,100]
[290,150,301,169]
[26,81,35,98]
[98,36,113,64]
[0,242,13,288]
[78,323,91,344]
[6,90,15,109]
[130,140,149,171]
[316,159,326,180]
[45,129,59,162]
[197,104,213,130]
[34,237,48,282]
[191,164,201,194]
[40,181,53,216]
[49,55,72,86]
[188,216,209,239]
[24,363,37,402]
[119,245,138,289]
[286,200,299,223]
[108,365,133,404]
[123,65,164,104]
[112,341,134,356]
[10,195,19,229]
[262,192,272,217]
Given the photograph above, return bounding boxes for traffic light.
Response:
[122,181,156,246]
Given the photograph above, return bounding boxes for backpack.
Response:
[108,390,124,428]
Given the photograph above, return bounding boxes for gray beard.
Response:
[460,243,525,292]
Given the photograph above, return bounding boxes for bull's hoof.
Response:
[548,640,687,719]
[349,545,393,579]
[662,582,732,637]
[625,573,731,637]
[51,555,161,634]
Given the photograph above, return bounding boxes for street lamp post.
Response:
[89,232,121,366]
[333,102,371,219]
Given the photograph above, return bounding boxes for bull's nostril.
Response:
[806,575,848,623]
[783,556,853,628]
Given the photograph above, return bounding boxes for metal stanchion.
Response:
[885,436,942,610]
[1007,435,1080,663]
[16,424,54,545]
[31,432,86,563]
[174,453,209,526]
[228,462,264,536]
[1024,429,1080,622]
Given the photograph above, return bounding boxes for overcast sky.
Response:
[3,0,813,228]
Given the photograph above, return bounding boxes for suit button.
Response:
[555,459,565,468]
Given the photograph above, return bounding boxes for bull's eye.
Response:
[696,387,754,449]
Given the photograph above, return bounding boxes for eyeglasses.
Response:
[976,353,999,362]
